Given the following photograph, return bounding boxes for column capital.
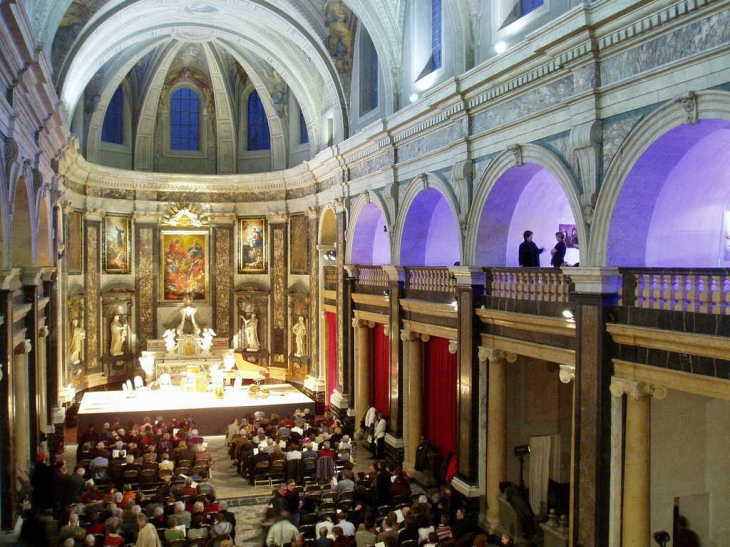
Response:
[478,346,516,363]
[15,339,32,354]
[400,329,417,342]
[610,377,667,401]
[383,324,390,337]
[559,364,575,384]
[448,340,458,354]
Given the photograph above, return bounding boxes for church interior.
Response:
[0,0,729,546]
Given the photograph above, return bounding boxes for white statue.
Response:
[293,315,307,357]
[109,314,127,356]
[69,319,86,364]
[244,313,260,351]
[200,327,216,353]
[162,329,177,353]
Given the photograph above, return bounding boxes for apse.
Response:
[400,188,460,266]
[475,163,576,267]
[350,203,390,265]
[607,119,730,267]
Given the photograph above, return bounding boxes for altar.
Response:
[76,383,314,433]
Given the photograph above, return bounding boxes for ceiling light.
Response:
[409,93,418,103]
[495,41,508,54]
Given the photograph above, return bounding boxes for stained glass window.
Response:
[170,87,200,151]
[247,91,271,151]
[101,86,123,144]
[299,109,309,144]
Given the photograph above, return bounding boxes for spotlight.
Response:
[495,41,508,54]
[324,250,337,261]
[514,444,530,458]
[653,531,670,547]
[562,309,575,321]
[383,289,390,298]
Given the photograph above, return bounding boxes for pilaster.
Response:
[382,265,405,437]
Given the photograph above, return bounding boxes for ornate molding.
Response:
[508,144,523,167]
[571,120,602,205]
[448,340,458,354]
[673,91,698,125]
[15,339,32,354]
[609,377,667,401]
[400,329,419,343]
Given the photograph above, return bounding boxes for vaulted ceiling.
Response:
[28,0,406,157]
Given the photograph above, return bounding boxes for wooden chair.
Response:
[270,459,286,485]
[301,457,317,485]
[253,460,271,488]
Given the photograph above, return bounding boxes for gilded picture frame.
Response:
[160,230,209,301]
[103,214,131,274]
[67,210,84,274]
[238,217,267,273]
[289,214,310,274]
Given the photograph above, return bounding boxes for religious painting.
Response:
[103,214,131,273]
[67,210,83,274]
[559,223,579,249]
[238,217,267,273]
[289,214,310,274]
[160,230,209,301]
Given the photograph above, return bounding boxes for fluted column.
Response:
[484,347,510,530]
[352,318,373,436]
[14,340,32,471]
[401,329,425,472]
[610,378,667,547]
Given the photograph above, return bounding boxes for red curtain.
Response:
[326,312,338,407]
[372,323,390,414]
[424,336,458,459]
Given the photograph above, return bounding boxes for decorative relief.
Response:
[138,228,155,345]
[214,227,231,337]
[674,91,698,125]
[559,364,576,384]
[448,340,458,354]
[86,222,100,372]
[508,144,524,167]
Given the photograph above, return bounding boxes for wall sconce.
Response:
[383,289,390,298]
[562,309,575,321]
[324,250,337,261]
[383,225,388,233]
[653,531,670,547]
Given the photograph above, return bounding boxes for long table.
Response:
[76,384,314,434]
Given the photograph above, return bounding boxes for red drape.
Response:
[424,336,458,459]
[372,322,390,414]
[326,312,338,407]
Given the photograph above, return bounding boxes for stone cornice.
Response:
[476,309,576,337]
[480,333,575,366]
[400,298,458,319]
[351,293,390,309]
[402,319,457,341]
[352,310,388,326]
[607,323,730,361]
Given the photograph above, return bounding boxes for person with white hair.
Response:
[83,534,96,546]
[173,500,191,528]
[135,513,162,546]
[59,512,87,545]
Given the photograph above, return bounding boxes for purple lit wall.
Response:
[400,188,460,266]
[475,163,576,267]
[608,120,730,267]
[350,203,391,265]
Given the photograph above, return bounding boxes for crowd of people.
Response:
[25,414,234,547]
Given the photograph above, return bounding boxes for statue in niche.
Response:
[69,319,86,364]
[244,312,260,351]
[109,314,128,356]
[293,315,307,357]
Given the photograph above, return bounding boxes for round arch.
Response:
[346,191,392,265]
[319,206,338,247]
[465,144,584,267]
[395,173,462,266]
[593,90,730,267]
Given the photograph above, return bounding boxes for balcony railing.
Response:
[490,268,571,302]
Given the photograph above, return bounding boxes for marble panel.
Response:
[349,152,392,180]
[472,75,575,135]
[138,227,155,343]
[601,113,644,178]
[86,222,100,372]
[214,227,232,337]
[601,11,730,86]
[396,119,468,164]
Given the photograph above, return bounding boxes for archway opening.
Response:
[476,163,577,267]
[400,188,460,266]
[608,119,730,267]
[350,202,390,265]
[11,178,34,267]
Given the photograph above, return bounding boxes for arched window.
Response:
[102,85,123,144]
[247,91,271,151]
[359,27,379,115]
[521,0,544,16]
[299,109,309,145]
[170,87,200,151]
[431,0,442,71]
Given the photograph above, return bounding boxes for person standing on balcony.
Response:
[518,230,544,267]
[550,231,567,268]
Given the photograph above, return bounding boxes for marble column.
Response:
[484,348,508,530]
[353,318,373,437]
[401,329,425,473]
[610,378,667,547]
[14,340,32,471]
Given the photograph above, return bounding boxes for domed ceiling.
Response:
[30,0,404,173]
